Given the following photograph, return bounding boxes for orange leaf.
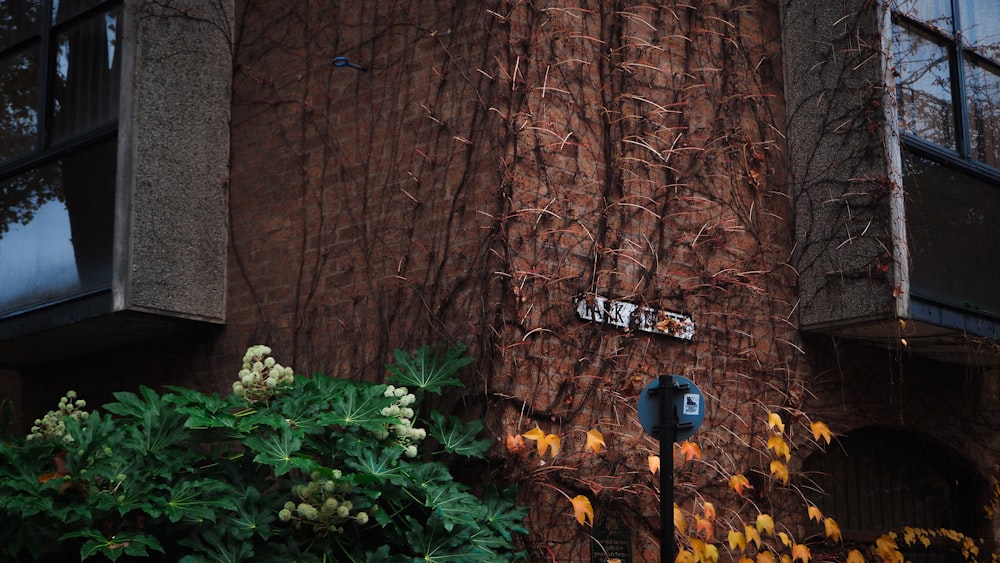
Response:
[756,513,775,536]
[505,433,527,459]
[585,428,605,454]
[823,517,842,542]
[810,421,832,445]
[807,505,823,523]
[766,434,791,462]
[728,529,747,552]
[791,543,811,563]
[739,558,754,563]
[37,472,63,484]
[756,552,776,563]
[846,550,865,563]
[769,460,789,484]
[729,473,752,496]
[767,411,784,433]
[703,501,716,521]
[695,516,715,540]
[570,494,593,526]
[648,455,660,475]
[679,440,702,462]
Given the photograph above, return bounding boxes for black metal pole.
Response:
[658,375,676,563]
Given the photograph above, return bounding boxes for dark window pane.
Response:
[0,139,115,316]
[894,24,956,151]
[0,0,42,50]
[50,6,121,142]
[905,154,1000,316]
[959,1,1000,59]
[52,0,107,24]
[965,57,1000,166]
[0,45,39,163]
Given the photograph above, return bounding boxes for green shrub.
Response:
[0,344,526,562]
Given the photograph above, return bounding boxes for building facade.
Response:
[1,0,999,561]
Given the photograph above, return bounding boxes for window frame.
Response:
[892,0,1000,173]
[0,0,122,318]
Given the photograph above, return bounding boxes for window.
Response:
[0,0,121,317]
[893,0,1000,321]
[893,0,1000,167]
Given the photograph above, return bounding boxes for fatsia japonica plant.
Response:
[0,343,526,562]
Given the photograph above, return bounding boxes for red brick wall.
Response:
[11,1,1000,561]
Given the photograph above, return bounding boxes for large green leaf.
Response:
[164,479,237,523]
[385,344,471,393]
[427,411,492,458]
[317,383,397,432]
[242,422,313,476]
[61,529,163,562]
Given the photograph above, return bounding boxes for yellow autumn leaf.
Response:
[674,503,687,535]
[675,549,695,563]
[846,549,865,563]
[778,532,791,547]
[690,538,706,560]
[570,494,593,526]
[807,505,823,523]
[756,551,776,563]
[791,543,810,563]
[728,529,747,552]
[729,473,752,496]
[810,421,832,444]
[876,534,902,563]
[767,411,785,433]
[781,556,792,563]
[585,428,605,454]
[649,455,660,475]
[766,434,791,462]
[756,513,775,536]
[739,558,754,563]
[521,427,547,455]
[703,543,720,563]
[769,460,789,484]
[545,433,561,457]
[679,440,702,461]
[744,524,762,548]
[823,517,842,543]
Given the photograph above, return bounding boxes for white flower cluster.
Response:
[278,470,372,532]
[27,391,89,443]
[232,345,294,402]
[378,385,425,458]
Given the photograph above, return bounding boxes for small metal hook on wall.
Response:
[332,56,367,71]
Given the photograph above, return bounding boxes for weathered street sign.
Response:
[575,294,694,340]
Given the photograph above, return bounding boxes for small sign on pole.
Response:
[637,375,704,563]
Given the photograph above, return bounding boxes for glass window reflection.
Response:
[0,140,115,317]
[966,57,1000,166]
[51,6,121,143]
[894,24,956,151]
[0,0,41,50]
[0,46,38,163]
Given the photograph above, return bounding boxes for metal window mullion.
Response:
[35,0,55,153]
[950,0,972,159]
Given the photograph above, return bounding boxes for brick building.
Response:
[1,0,999,561]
